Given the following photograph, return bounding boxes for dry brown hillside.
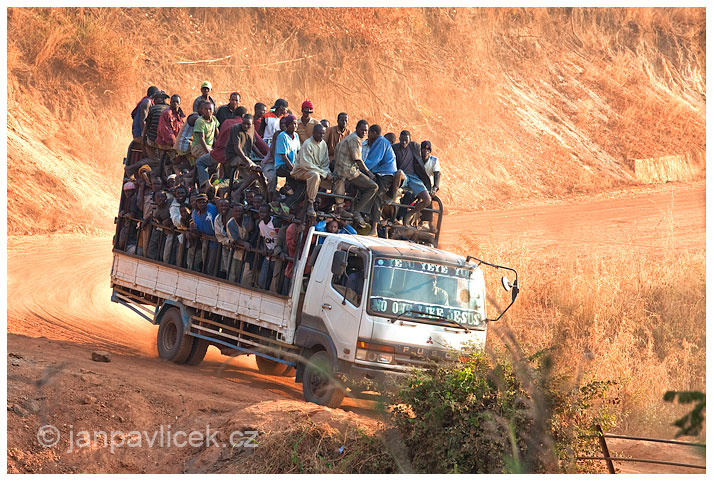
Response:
[6,7,705,235]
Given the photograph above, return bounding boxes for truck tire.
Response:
[302,351,345,408]
[184,337,209,366]
[255,355,291,376]
[156,308,194,364]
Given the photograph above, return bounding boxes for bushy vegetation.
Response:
[387,347,616,473]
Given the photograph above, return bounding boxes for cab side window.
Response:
[331,251,364,307]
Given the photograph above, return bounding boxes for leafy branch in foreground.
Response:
[663,390,706,438]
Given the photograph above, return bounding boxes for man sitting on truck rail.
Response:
[392,130,433,227]
[290,123,332,217]
[418,140,441,232]
[332,120,377,226]
[215,91,240,128]
[362,123,403,236]
[274,114,303,207]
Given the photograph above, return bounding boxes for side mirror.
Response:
[501,276,512,292]
[331,251,348,276]
[502,276,519,302]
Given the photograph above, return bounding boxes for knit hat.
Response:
[301,100,314,110]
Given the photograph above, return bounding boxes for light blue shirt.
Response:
[363,136,397,175]
[274,131,300,168]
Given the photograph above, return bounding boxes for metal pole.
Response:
[596,424,616,474]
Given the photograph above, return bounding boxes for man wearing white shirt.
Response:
[291,124,333,217]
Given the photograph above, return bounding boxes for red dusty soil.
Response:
[6,181,706,473]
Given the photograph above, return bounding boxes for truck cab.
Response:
[292,231,494,405]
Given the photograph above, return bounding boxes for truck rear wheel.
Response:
[157,308,193,364]
[255,355,291,375]
[184,337,209,366]
[302,351,345,408]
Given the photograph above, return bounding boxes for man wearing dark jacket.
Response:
[392,130,432,226]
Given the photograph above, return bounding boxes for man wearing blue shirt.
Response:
[274,115,304,206]
[191,194,218,274]
[363,124,405,235]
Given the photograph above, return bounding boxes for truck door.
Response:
[305,244,367,363]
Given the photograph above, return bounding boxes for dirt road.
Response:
[7,181,706,473]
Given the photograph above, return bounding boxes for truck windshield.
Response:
[368,257,485,329]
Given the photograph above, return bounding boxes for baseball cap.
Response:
[200,81,212,89]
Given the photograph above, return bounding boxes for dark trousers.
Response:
[276,163,306,207]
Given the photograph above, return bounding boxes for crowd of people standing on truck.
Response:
[117,82,443,295]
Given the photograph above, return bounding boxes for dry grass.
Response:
[6,7,705,218]
[459,224,705,438]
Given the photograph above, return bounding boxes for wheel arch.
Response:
[155,300,193,329]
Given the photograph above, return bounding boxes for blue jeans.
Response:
[196,152,217,186]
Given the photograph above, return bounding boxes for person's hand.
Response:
[430,186,439,196]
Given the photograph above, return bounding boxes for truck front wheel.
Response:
[302,351,345,408]
[157,308,194,364]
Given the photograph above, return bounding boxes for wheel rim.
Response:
[310,365,329,397]
[163,322,178,352]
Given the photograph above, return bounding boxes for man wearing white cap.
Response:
[192,81,216,113]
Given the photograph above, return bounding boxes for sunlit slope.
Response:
[6,7,705,233]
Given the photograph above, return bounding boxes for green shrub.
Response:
[388,347,616,473]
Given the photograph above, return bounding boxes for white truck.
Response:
[111,222,519,407]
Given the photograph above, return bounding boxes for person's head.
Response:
[241,113,254,131]
[254,102,267,119]
[187,113,199,127]
[175,185,188,203]
[155,190,168,206]
[251,194,264,210]
[326,219,339,233]
[245,189,255,204]
[384,132,396,144]
[399,130,411,149]
[431,274,439,288]
[320,119,330,130]
[279,116,288,132]
[312,123,325,143]
[152,90,169,104]
[166,174,177,189]
[195,193,209,212]
[236,106,247,118]
[200,81,212,97]
[123,181,136,197]
[285,114,297,135]
[232,203,245,218]
[147,86,159,98]
[337,112,348,129]
[189,193,198,209]
[301,100,314,119]
[202,101,214,120]
[274,98,288,116]
[368,124,382,144]
[356,120,369,139]
[259,203,271,222]
[217,198,230,216]
[151,176,163,192]
[228,92,240,110]
[420,140,432,160]
[170,94,181,111]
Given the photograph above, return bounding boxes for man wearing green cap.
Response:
[192,81,216,113]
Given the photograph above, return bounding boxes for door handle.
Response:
[322,303,332,310]
[399,321,416,327]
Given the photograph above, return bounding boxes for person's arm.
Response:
[349,137,374,178]
[432,171,441,195]
[214,216,230,245]
[170,201,182,228]
[276,133,294,169]
[195,120,210,152]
